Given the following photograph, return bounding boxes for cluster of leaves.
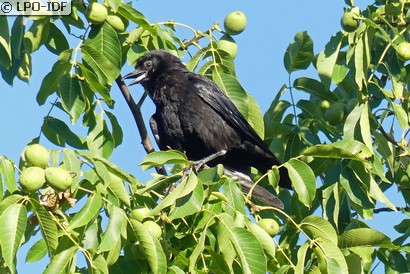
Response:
[0,0,409,273]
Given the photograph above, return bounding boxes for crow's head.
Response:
[123,50,185,87]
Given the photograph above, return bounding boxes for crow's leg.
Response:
[191,150,227,172]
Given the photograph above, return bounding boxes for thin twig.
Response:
[351,206,410,217]
[115,76,167,176]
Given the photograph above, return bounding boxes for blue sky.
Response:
[0,1,405,272]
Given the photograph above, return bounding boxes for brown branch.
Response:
[378,125,407,153]
[115,76,167,176]
[351,206,410,217]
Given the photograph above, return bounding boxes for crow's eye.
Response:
[145,61,153,68]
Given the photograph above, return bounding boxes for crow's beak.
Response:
[122,68,147,86]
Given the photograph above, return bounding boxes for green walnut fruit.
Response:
[143,220,162,239]
[85,2,108,25]
[324,103,346,126]
[19,167,46,193]
[217,34,238,58]
[106,14,128,32]
[45,167,72,191]
[130,206,151,222]
[340,11,359,32]
[224,10,247,35]
[257,218,280,236]
[24,144,49,168]
[320,100,331,111]
[397,42,410,61]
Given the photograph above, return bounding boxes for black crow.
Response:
[123,49,291,206]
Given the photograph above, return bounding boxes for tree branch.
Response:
[351,206,410,217]
[115,76,167,176]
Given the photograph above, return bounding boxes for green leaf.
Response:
[1,157,18,193]
[68,193,102,230]
[86,112,114,158]
[16,52,31,83]
[150,172,198,216]
[221,223,267,274]
[45,23,70,55]
[295,242,310,273]
[24,18,50,53]
[349,161,396,210]
[76,63,112,104]
[11,17,24,60]
[353,31,370,90]
[189,230,207,272]
[59,74,86,124]
[129,219,167,274]
[313,238,349,274]
[293,77,338,101]
[98,205,125,253]
[42,116,86,149]
[117,2,153,31]
[338,228,395,248]
[140,150,188,170]
[284,159,316,207]
[244,218,276,259]
[107,173,131,207]
[317,32,343,88]
[220,179,246,215]
[284,31,314,73]
[168,176,203,220]
[340,167,374,219]
[0,203,27,273]
[303,139,373,161]
[81,44,117,85]
[91,255,109,274]
[26,238,47,263]
[37,49,73,105]
[89,156,141,187]
[84,22,122,72]
[62,149,81,188]
[106,111,123,147]
[300,215,338,245]
[0,16,11,69]
[391,102,409,130]
[0,194,24,216]
[43,246,77,274]
[211,70,264,138]
[29,198,58,255]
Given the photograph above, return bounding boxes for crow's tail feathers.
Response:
[224,168,284,209]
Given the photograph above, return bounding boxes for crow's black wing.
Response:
[187,72,274,157]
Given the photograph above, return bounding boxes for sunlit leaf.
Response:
[284,159,316,207]
[29,198,58,255]
[23,18,49,53]
[26,238,47,263]
[284,31,314,73]
[59,74,86,124]
[129,219,167,274]
[338,228,396,249]
[37,49,73,105]
[300,215,338,245]
[317,32,343,88]
[98,205,125,253]
[43,246,77,274]
[0,203,27,273]
[140,150,188,170]
[1,157,18,193]
[67,193,102,230]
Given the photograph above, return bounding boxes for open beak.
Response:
[122,68,147,86]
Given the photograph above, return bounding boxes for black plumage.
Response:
[123,50,291,205]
